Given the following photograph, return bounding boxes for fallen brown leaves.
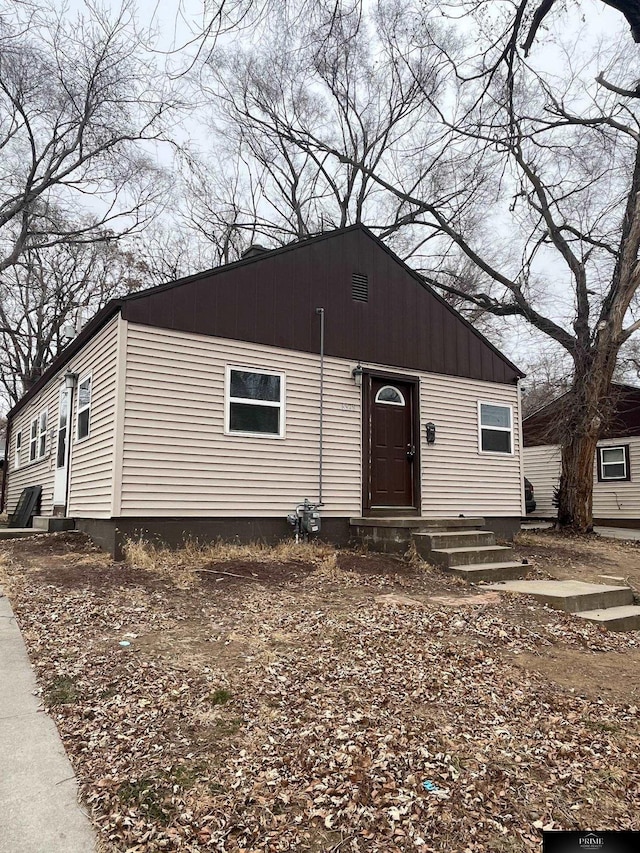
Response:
[0,534,639,852]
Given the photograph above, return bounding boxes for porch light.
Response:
[425,422,436,444]
[351,362,363,387]
[64,370,78,390]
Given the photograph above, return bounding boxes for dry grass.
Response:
[123,536,339,587]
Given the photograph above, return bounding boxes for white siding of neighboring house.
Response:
[118,323,524,519]
[522,445,562,517]
[6,316,120,519]
[524,436,640,520]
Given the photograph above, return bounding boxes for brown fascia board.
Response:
[122,223,525,381]
[6,224,524,423]
[5,299,123,421]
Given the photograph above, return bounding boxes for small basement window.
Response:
[597,445,630,482]
[478,401,513,454]
[77,375,92,440]
[352,273,368,302]
[226,366,285,437]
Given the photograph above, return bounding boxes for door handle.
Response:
[406,444,416,462]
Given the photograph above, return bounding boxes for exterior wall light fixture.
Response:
[351,362,363,387]
[64,370,79,390]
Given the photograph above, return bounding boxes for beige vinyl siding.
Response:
[6,315,120,519]
[522,445,561,517]
[120,325,361,516]
[121,324,524,519]
[6,383,60,516]
[420,374,523,518]
[67,316,119,517]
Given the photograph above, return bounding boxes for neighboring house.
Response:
[523,383,640,525]
[3,225,526,557]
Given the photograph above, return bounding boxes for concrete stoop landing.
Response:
[350,517,530,582]
[484,580,640,632]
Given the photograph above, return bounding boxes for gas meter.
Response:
[287,498,321,541]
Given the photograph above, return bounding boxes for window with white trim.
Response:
[597,445,630,482]
[77,375,91,439]
[478,402,513,454]
[14,431,21,469]
[29,410,48,461]
[226,367,285,437]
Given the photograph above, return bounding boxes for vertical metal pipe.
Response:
[315,307,325,506]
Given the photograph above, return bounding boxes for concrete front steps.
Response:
[485,579,640,632]
[350,516,530,582]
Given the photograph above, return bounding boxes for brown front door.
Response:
[366,377,418,511]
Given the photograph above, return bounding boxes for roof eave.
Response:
[6,299,123,421]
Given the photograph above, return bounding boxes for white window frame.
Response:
[225,365,286,439]
[598,445,629,481]
[14,430,22,469]
[29,417,38,462]
[28,409,48,462]
[76,373,92,441]
[477,401,514,456]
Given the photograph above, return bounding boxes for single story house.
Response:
[3,224,526,557]
[523,383,640,525]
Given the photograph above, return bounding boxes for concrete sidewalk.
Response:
[0,591,96,853]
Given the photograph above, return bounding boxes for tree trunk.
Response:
[557,433,598,531]
[556,351,618,532]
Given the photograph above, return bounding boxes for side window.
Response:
[14,431,21,469]
[28,410,48,460]
[597,445,630,482]
[478,402,513,454]
[29,417,38,461]
[38,410,47,458]
[226,367,285,437]
[77,375,91,440]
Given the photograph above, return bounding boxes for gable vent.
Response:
[352,273,368,302]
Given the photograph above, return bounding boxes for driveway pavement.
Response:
[0,590,96,853]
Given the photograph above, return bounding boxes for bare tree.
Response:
[0,0,174,276]
[0,234,146,406]
[225,0,640,531]
[190,0,459,254]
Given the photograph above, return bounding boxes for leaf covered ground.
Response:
[0,531,639,852]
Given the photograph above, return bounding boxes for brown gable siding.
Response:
[122,227,521,385]
[523,384,640,447]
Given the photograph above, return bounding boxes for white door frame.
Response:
[53,386,71,511]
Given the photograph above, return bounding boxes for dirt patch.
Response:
[33,561,167,590]
[1,532,639,853]
[508,646,640,704]
[197,558,316,587]
[515,529,640,590]
[337,551,417,576]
